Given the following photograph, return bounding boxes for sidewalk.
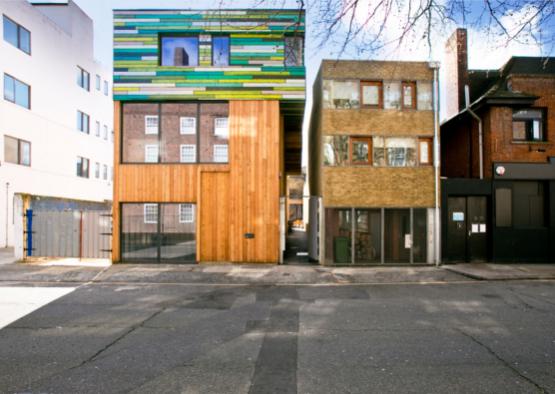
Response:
[444,263,555,280]
[0,248,17,265]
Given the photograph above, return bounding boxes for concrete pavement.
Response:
[445,263,555,281]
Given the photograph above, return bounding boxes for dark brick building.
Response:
[441,28,555,263]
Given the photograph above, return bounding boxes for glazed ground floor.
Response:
[442,160,555,263]
[309,198,438,265]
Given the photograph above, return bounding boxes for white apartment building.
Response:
[0,0,113,252]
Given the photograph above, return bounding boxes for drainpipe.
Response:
[465,85,483,180]
[431,62,440,267]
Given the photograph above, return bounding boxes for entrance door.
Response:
[446,196,487,262]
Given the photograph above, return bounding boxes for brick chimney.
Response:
[444,28,468,119]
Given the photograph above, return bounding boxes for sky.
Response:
[58,0,555,166]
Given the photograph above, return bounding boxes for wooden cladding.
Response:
[112,100,281,263]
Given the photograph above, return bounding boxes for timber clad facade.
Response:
[441,28,555,263]
[112,10,305,263]
[309,60,439,265]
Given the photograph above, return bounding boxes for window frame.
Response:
[94,162,100,179]
[360,81,383,109]
[143,203,158,224]
[179,203,195,223]
[159,34,201,67]
[144,144,159,163]
[179,116,196,135]
[3,73,30,109]
[213,144,229,163]
[4,135,31,166]
[144,115,159,135]
[76,156,89,178]
[96,74,101,91]
[349,136,372,165]
[284,35,304,67]
[180,144,197,163]
[77,110,90,134]
[211,35,230,67]
[3,15,31,55]
[418,137,433,165]
[401,81,417,110]
[103,80,109,96]
[214,117,229,138]
[77,66,90,91]
[512,108,545,142]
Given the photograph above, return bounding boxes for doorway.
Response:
[446,196,488,262]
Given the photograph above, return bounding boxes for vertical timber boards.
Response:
[229,100,281,263]
[112,102,121,262]
[199,171,230,261]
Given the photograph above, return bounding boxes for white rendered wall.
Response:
[0,0,113,247]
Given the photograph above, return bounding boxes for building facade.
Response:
[0,0,113,255]
[112,9,305,263]
[308,60,439,265]
[441,29,555,263]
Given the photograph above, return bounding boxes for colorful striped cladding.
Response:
[113,9,306,102]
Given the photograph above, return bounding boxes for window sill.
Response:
[511,140,551,145]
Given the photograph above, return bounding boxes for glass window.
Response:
[361,81,382,107]
[213,144,228,163]
[212,36,229,66]
[324,80,360,109]
[4,74,29,109]
[95,121,100,137]
[354,209,381,264]
[77,111,89,133]
[512,109,544,141]
[199,102,229,163]
[77,67,90,91]
[495,187,512,227]
[284,36,303,67]
[123,103,160,163]
[145,115,159,134]
[3,16,30,54]
[385,138,417,167]
[96,75,101,90]
[144,204,158,224]
[161,36,199,66]
[214,117,229,138]
[372,137,385,166]
[350,137,371,164]
[104,81,109,96]
[418,138,432,165]
[95,162,100,179]
[4,136,18,164]
[144,145,159,163]
[76,156,89,178]
[103,125,108,140]
[102,164,108,180]
[180,144,196,163]
[19,139,30,166]
[402,81,416,109]
[179,204,194,223]
[323,135,349,166]
[180,117,196,135]
[325,208,352,264]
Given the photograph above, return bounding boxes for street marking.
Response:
[0,287,75,329]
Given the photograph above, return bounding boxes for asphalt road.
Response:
[1,280,554,393]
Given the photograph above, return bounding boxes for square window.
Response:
[4,74,30,109]
[350,137,371,164]
[361,81,382,107]
[145,115,159,134]
[179,204,194,223]
[144,204,158,224]
[512,109,544,141]
[212,36,229,66]
[213,144,228,163]
[180,144,196,163]
[144,144,159,163]
[214,117,229,138]
[161,36,199,66]
[180,117,196,135]
[3,16,30,54]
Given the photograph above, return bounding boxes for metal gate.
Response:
[26,210,111,258]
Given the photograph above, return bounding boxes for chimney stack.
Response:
[444,28,468,118]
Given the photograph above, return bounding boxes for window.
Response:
[213,144,228,163]
[145,115,159,134]
[161,36,199,66]
[214,117,229,138]
[323,136,349,166]
[103,81,109,96]
[4,135,30,166]
[103,164,108,180]
[284,36,303,67]
[110,166,113,181]
[103,125,108,140]
[212,36,229,66]
[512,109,544,141]
[76,156,89,178]
[95,121,100,137]
[96,75,101,90]
[401,81,417,109]
[3,74,30,109]
[77,111,90,133]
[350,137,371,164]
[373,137,417,167]
[3,16,30,54]
[122,103,160,163]
[94,162,100,179]
[144,145,159,163]
[179,204,194,223]
[77,67,90,91]
[418,138,433,165]
[323,80,359,109]
[360,81,383,108]
[143,204,158,224]
[180,117,196,135]
[180,144,196,163]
